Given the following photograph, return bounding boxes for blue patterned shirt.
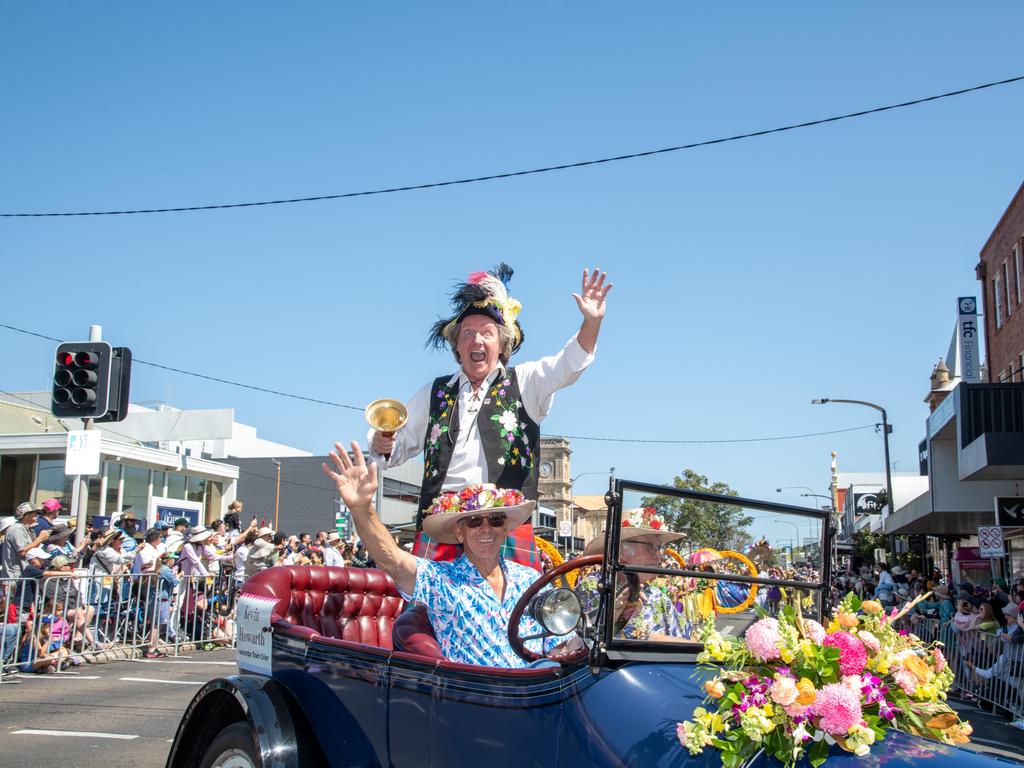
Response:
[403,554,548,668]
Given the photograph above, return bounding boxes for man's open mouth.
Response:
[469,351,486,362]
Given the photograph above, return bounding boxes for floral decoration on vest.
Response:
[488,376,533,471]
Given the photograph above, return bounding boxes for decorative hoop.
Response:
[713,550,759,614]
[533,536,579,588]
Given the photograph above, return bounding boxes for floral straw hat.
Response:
[421,484,535,545]
[583,507,685,556]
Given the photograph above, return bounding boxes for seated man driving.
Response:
[576,507,693,641]
[323,442,576,668]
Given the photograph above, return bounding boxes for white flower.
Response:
[499,410,519,432]
[497,457,505,466]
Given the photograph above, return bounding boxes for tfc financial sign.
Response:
[958,297,981,383]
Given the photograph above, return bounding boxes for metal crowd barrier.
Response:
[900,615,1024,722]
[0,571,238,679]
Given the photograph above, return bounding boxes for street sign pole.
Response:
[75,324,102,544]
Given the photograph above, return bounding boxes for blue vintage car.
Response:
[164,480,1019,768]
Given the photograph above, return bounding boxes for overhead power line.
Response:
[3,74,1022,218]
[1,322,876,444]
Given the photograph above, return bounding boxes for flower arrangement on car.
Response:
[676,593,972,768]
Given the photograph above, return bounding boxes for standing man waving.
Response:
[368,265,612,570]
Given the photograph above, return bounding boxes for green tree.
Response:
[640,469,753,551]
[852,528,888,563]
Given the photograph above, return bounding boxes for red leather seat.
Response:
[392,602,443,659]
[242,565,406,649]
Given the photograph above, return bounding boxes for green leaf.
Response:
[807,738,830,767]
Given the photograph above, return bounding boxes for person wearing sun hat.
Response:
[1,502,53,580]
[576,507,692,641]
[367,264,613,572]
[323,444,583,668]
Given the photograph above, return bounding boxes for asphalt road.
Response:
[0,649,237,768]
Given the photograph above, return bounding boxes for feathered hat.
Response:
[427,263,524,355]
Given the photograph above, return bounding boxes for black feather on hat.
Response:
[427,263,524,355]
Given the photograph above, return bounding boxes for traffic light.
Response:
[52,342,113,419]
[96,347,132,423]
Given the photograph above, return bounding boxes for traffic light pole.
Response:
[74,325,102,546]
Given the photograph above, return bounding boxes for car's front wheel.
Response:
[199,722,261,768]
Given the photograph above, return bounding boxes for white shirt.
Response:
[323,545,345,567]
[233,543,250,578]
[368,334,594,490]
[132,542,160,575]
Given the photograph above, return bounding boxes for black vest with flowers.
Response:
[416,368,540,528]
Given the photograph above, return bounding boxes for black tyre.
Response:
[198,722,261,768]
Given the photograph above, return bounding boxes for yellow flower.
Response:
[779,646,794,664]
[704,679,726,699]
[799,640,816,659]
[826,619,841,633]
[875,656,891,675]
[762,703,775,718]
[796,678,816,706]
[861,600,883,615]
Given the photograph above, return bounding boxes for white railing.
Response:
[1,571,237,679]
[899,615,1024,722]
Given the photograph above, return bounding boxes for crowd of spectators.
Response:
[0,497,381,673]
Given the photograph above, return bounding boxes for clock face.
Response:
[538,462,553,478]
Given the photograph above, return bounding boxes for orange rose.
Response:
[903,654,933,683]
[796,677,816,706]
[860,600,883,615]
[704,679,726,699]
[837,611,859,629]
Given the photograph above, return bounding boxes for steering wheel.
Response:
[508,554,602,663]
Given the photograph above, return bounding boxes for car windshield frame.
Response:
[592,478,833,664]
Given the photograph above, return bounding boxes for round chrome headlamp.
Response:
[529,588,582,636]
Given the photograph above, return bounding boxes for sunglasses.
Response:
[464,514,507,529]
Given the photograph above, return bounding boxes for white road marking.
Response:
[131,659,235,666]
[119,677,203,686]
[12,729,138,740]
[13,674,100,680]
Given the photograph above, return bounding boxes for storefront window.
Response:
[87,475,102,521]
[35,457,73,508]
[152,471,166,498]
[167,472,187,500]
[104,463,121,517]
[121,465,151,517]
[187,475,206,503]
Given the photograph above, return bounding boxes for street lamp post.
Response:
[567,468,615,555]
[812,398,895,558]
[272,459,282,530]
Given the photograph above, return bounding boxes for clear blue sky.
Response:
[3,4,1023,509]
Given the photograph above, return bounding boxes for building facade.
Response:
[978,179,1024,383]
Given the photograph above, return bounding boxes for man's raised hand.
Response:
[322,442,378,514]
[572,267,612,322]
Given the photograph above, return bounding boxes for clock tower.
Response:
[537,436,572,529]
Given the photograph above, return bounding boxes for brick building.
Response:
[977,179,1024,382]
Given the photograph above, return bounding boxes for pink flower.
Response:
[770,676,799,706]
[856,630,880,653]
[784,702,809,719]
[933,648,946,673]
[467,271,489,284]
[745,618,782,661]
[801,619,827,644]
[823,631,867,676]
[892,666,918,695]
[811,683,863,735]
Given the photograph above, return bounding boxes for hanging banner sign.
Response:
[65,430,102,475]
[958,297,981,383]
[995,497,1024,527]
